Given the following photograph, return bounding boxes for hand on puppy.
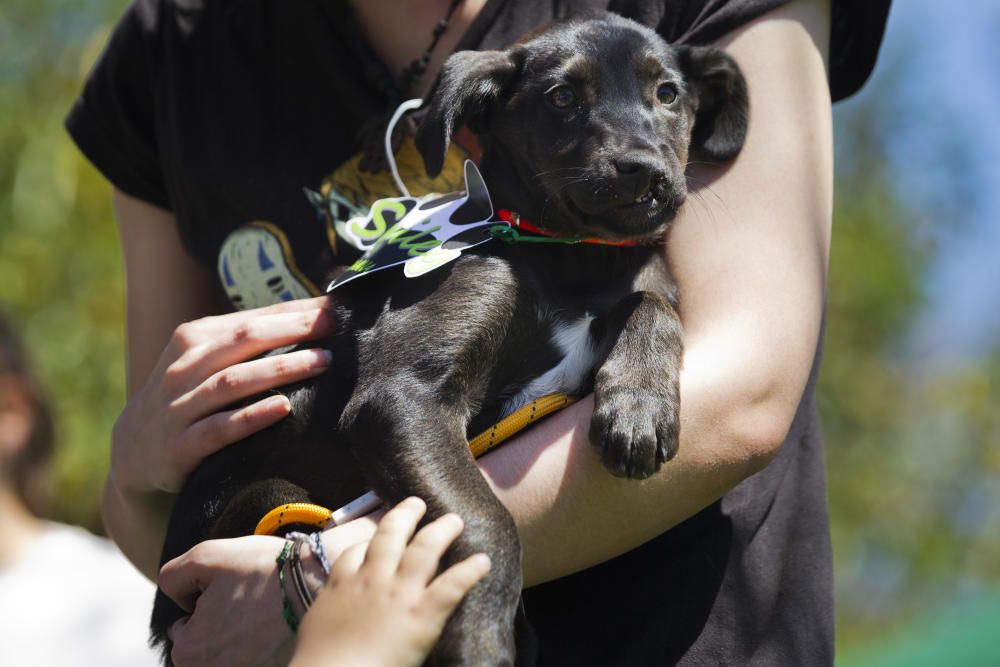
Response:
[159,511,384,667]
[110,297,336,497]
[290,497,490,667]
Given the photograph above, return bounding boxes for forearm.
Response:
[480,332,797,587]
[481,0,832,588]
[102,477,175,580]
[105,190,335,579]
[106,189,211,579]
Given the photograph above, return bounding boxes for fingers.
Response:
[396,512,466,585]
[167,616,188,643]
[182,297,332,341]
[179,347,332,421]
[159,298,329,371]
[203,308,336,370]
[179,395,292,464]
[423,553,491,617]
[173,307,336,380]
[158,548,211,613]
[167,617,198,667]
[361,497,426,578]
[315,501,486,627]
[253,296,331,315]
[329,541,368,584]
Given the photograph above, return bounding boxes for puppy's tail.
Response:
[150,588,184,666]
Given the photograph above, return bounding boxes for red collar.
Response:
[495,209,639,247]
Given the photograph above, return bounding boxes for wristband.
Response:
[287,533,316,612]
[309,531,332,576]
[275,541,300,633]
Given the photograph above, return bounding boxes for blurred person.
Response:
[0,313,159,666]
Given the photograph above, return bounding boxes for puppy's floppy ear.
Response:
[415,49,518,178]
[678,46,749,163]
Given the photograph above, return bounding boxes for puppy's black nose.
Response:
[613,155,660,199]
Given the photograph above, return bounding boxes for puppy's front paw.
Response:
[589,387,679,479]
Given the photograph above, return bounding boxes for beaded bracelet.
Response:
[309,531,332,576]
[287,534,315,612]
[275,541,300,633]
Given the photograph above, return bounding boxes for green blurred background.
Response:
[1,2,997,664]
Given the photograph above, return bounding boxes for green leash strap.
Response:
[488,224,584,245]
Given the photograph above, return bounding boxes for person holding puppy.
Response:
[67,0,891,664]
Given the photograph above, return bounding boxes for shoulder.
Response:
[36,522,131,563]
[36,523,156,600]
[636,0,889,100]
[123,0,232,27]
[107,0,240,52]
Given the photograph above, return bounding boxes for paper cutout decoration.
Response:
[326,161,499,291]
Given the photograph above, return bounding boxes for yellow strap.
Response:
[254,393,577,536]
[467,393,577,457]
[254,502,332,537]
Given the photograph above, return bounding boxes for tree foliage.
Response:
[825,71,1000,651]
[0,0,128,531]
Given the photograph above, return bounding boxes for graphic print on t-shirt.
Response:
[217,221,320,309]
[217,137,470,310]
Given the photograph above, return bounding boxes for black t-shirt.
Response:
[67,1,890,664]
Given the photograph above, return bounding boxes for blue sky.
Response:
[835,0,1000,363]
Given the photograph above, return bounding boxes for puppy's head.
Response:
[415,14,748,242]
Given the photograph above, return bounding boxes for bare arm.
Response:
[478,0,833,587]
[103,192,218,576]
[106,191,336,578]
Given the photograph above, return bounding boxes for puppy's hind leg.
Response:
[339,255,530,664]
[208,478,316,538]
[340,385,523,667]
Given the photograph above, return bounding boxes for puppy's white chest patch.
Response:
[502,315,598,417]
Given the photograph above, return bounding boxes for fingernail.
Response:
[269,395,292,412]
[312,348,333,365]
[474,554,491,571]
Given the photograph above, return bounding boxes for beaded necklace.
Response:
[398,0,466,94]
[348,0,467,172]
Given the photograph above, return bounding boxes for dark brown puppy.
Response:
[151,13,747,666]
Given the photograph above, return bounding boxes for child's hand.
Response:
[290,497,491,667]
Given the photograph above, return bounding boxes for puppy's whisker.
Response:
[683,163,733,219]
[534,167,588,179]
[686,189,726,230]
[685,174,725,206]
[682,160,721,170]
[541,176,591,224]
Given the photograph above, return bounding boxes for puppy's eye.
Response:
[656,83,678,105]
[546,85,577,109]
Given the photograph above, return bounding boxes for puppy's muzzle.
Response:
[570,156,679,216]
[613,154,663,202]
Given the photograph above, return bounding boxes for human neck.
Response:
[0,487,43,569]
[348,0,489,95]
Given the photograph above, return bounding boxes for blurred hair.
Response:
[0,312,55,516]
